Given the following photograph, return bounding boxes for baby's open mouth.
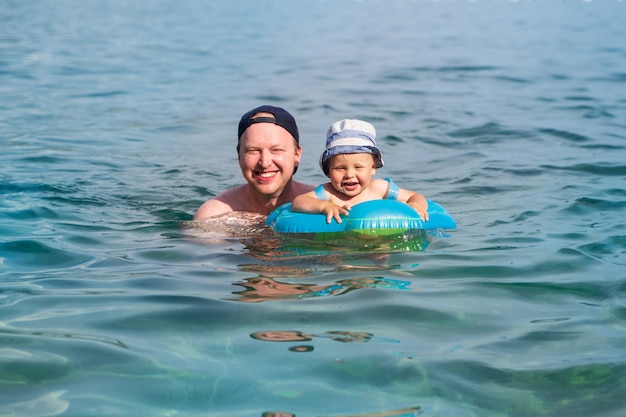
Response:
[342,181,359,189]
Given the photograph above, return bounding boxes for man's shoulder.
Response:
[194,186,248,220]
[194,182,315,220]
[216,184,249,199]
[194,199,231,220]
[279,181,316,203]
[291,181,316,194]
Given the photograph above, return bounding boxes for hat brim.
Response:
[320,145,384,175]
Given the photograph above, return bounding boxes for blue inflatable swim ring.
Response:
[266,199,456,236]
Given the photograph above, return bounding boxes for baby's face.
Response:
[327,153,377,197]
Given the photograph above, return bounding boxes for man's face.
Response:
[238,117,301,199]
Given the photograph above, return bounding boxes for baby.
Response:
[292,119,429,224]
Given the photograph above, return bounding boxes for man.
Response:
[194,105,314,220]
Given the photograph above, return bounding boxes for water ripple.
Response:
[0,239,93,270]
[542,163,626,176]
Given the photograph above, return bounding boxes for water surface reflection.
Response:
[232,276,412,303]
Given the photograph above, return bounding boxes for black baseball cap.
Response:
[237,105,299,147]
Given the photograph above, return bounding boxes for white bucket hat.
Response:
[319,119,384,175]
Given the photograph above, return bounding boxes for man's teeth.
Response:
[259,172,276,178]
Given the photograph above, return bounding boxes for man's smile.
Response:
[256,171,278,180]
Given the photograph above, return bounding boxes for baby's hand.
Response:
[408,201,429,222]
[322,203,350,224]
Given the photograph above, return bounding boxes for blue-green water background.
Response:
[2,1,626,416]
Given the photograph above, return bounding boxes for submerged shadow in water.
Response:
[250,329,400,354]
[231,276,413,303]
[261,405,421,417]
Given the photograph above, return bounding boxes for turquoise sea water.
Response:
[2,1,626,416]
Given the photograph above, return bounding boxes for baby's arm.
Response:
[292,192,350,224]
[397,188,429,222]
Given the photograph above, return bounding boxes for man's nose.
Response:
[258,150,272,167]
